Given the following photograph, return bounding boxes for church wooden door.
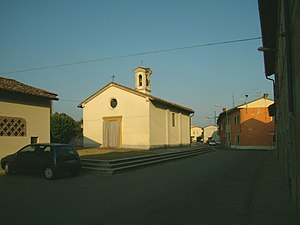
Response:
[103,118,121,148]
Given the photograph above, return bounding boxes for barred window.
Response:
[0,116,26,137]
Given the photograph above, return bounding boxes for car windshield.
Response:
[54,146,77,157]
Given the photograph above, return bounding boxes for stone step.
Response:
[80,147,214,175]
[112,149,212,173]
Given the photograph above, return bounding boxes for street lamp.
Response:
[257,47,276,52]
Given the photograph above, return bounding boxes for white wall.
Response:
[150,102,191,148]
[82,86,150,148]
[203,125,218,143]
[82,85,192,150]
[149,103,167,147]
[180,113,191,145]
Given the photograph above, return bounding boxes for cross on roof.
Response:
[111,74,116,82]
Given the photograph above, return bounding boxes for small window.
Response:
[237,135,240,144]
[172,113,176,127]
[110,98,118,108]
[31,137,39,144]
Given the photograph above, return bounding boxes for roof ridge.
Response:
[236,96,274,108]
[78,82,194,113]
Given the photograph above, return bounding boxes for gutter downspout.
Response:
[190,112,194,146]
[265,74,275,99]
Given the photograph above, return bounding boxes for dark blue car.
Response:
[1,143,81,180]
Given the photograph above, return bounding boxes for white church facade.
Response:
[78,67,194,150]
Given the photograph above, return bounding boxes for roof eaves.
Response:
[236,97,274,109]
[0,77,58,100]
[150,97,194,113]
[78,82,194,113]
[78,82,151,108]
[78,82,113,108]
[258,0,278,76]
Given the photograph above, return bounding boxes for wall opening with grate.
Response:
[0,116,27,137]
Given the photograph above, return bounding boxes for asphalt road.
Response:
[0,149,297,225]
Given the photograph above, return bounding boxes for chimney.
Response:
[263,93,269,99]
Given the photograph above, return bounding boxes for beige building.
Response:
[258,0,300,211]
[0,77,58,159]
[78,67,194,149]
[203,125,218,143]
[191,125,203,142]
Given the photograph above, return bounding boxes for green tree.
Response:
[50,112,81,144]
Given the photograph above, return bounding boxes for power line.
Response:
[59,99,82,103]
[0,37,262,75]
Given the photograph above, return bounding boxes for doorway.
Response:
[103,117,121,148]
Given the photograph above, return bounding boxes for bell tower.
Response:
[134,66,152,95]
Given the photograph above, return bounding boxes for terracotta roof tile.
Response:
[0,77,58,100]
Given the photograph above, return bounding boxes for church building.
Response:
[78,67,194,150]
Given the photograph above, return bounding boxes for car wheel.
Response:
[4,163,13,176]
[44,167,55,180]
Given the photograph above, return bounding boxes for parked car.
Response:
[208,140,217,146]
[0,143,81,180]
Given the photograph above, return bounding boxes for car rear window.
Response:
[54,146,78,157]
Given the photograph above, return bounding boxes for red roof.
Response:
[0,77,58,100]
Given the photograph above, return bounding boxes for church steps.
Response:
[110,148,210,168]
[80,147,214,174]
[112,149,212,173]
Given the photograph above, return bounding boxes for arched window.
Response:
[139,75,142,86]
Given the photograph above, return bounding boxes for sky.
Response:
[0,0,273,127]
